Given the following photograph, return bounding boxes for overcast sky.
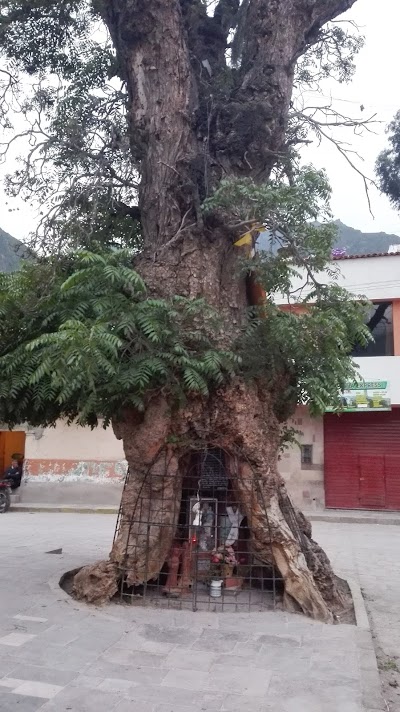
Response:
[0,0,399,242]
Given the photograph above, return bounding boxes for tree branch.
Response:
[308,0,358,42]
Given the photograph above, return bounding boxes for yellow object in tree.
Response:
[234,232,253,247]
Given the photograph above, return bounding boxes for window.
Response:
[301,444,313,466]
[352,301,394,357]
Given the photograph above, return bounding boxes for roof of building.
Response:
[332,252,400,261]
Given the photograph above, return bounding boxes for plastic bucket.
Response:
[210,579,222,598]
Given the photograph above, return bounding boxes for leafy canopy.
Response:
[0,168,369,428]
[0,249,239,428]
[0,1,369,428]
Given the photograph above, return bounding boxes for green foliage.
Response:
[238,291,370,418]
[0,250,239,427]
[376,111,400,212]
[0,3,371,429]
[0,1,91,76]
[203,166,337,292]
[296,24,364,87]
[0,165,371,428]
[204,167,371,416]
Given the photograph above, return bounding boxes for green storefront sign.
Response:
[326,380,391,413]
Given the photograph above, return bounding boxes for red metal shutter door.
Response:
[324,410,400,510]
[358,455,385,508]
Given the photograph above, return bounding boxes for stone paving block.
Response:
[191,629,246,652]
[118,682,224,708]
[70,674,103,689]
[257,632,302,648]
[1,692,46,711]
[9,638,100,671]
[0,654,21,679]
[97,677,136,693]
[36,624,82,646]
[116,631,175,655]
[170,611,220,630]
[38,686,123,712]
[114,701,156,712]
[268,672,361,701]
[218,648,311,675]
[208,663,272,697]
[221,693,274,711]
[0,633,36,647]
[154,706,194,712]
[84,659,168,686]
[230,639,264,657]
[309,659,360,683]
[11,680,64,699]
[141,624,199,646]
[282,694,364,712]
[102,645,165,668]
[4,662,76,686]
[162,668,210,692]
[162,647,216,671]
[0,677,26,688]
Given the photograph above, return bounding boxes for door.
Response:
[325,411,400,510]
[358,455,385,508]
[0,431,26,475]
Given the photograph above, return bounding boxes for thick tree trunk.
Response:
[74,0,358,617]
[74,377,344,622]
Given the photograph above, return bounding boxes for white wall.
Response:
[274,254,400,303]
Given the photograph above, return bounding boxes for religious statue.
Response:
[200,501,215,550]
[225,506,244,546]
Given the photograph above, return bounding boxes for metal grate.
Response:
[113,446,285,612]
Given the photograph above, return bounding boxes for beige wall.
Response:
[18,413,325,508]
[22,421,126,485]
[278,406,325,510]
[25,422,125,461]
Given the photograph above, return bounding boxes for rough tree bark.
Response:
[73,0,358,619]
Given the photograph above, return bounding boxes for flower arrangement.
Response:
[211,545,237,566]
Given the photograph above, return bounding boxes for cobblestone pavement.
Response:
[315,521,400,711]
[0,513,383,712]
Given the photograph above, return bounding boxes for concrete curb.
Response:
[11,504,118,514]
[346,577,385,711]
[307,511,400,526]
[347,577,370,631]
[11,503,400,525]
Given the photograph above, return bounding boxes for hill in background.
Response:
[256,220,400,257]
[1,219,400,268]
[333,220,400,256]
[0,226,29,272]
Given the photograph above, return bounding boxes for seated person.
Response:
[3,458,23,490]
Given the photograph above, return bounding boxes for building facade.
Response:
[277,252,400,511]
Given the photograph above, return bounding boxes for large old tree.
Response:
[0,0,369,621]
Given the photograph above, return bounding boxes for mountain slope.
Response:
[0,227,29,272]
[256,221,400,257]
[333,220,400,256]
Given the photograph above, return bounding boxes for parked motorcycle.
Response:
[0,479,11,513]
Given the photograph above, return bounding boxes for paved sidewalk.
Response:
[0,513,382,711]
[315,521,400,711]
